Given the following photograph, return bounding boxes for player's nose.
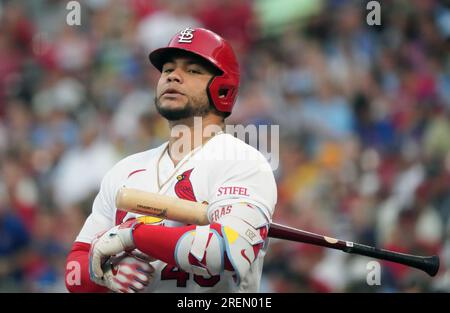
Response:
[166,68,183,83]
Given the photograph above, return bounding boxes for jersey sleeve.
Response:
[66,166,119,292]
[75,167,118,243]
[207,152,277,222]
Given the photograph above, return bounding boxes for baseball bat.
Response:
[268,223,439,277]
[116,187,440,277]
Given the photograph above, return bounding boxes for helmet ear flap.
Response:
[207,75,238,113]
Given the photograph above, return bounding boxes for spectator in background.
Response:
[136,0,202,52]
[51,115,120,210]
[0,182,30,291]
[195,0,256,55]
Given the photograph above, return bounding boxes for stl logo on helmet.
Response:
[178,27,195,43]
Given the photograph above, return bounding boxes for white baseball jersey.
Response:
[76,133,277,292]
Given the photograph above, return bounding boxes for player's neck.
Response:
[167,114,224,166]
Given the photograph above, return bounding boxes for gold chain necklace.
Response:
[156,131,224,192]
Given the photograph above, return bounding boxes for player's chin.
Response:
[158,95,188,110]
[156,101,193,121]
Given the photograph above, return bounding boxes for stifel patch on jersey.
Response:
[216,186,249,197]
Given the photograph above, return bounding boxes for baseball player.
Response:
[65,27,277,293]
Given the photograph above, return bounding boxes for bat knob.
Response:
[424,255,440,277]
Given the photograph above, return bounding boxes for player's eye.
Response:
[163,68,174,74]
[187,68,202,74]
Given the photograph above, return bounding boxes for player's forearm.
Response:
[65,242,109,293]
[133,224,234,271]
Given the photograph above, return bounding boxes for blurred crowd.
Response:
[0,0,450,292]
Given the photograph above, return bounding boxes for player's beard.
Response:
[154,93,211,121]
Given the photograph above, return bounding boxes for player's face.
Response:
[155,55,217,121]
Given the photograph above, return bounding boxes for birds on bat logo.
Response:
[175,168,197,202]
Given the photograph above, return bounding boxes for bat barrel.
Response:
[346,243,440,277]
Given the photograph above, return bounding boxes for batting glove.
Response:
[89,219,141,280]
[91,253,155,293]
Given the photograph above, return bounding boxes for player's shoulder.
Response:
[207,132,267,161]
[105,143,167,179]
[202,133,273,174]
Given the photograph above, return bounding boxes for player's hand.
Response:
[91,253,155,293]
[89,219,141,279]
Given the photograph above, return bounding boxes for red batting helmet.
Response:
[149,27,240,114]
